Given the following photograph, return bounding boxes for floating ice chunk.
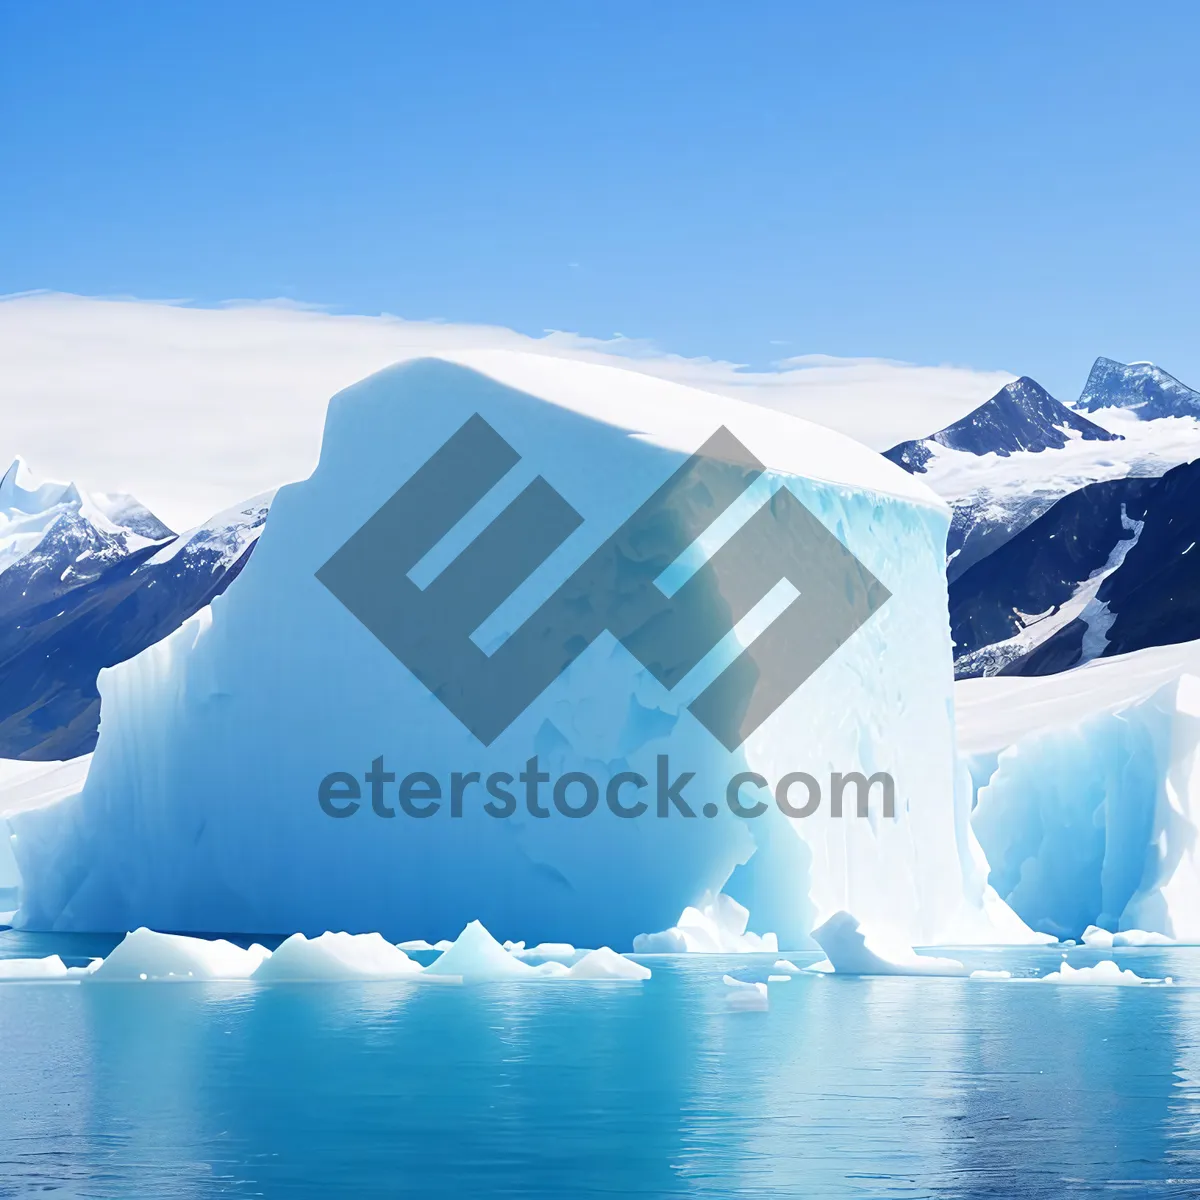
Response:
[423,920,537,982]
[433,940,454,952]
[970,969,1013,980]
[722,975,769,1010]
[631,928,688,954]
[767,974,791,983]
[634,892,778,954]
[515,942,577,962]
[1039,959,1162,986]
[88,928,271,982]
[1082,925,1114,949]
[567,947,651,981]
[804,957,835,974]
[1114,929,1175,946]
[0,954,68,980]
[532,960,571,978]
[502,941,525,953]
[252,932,422,982]
[772,959,802,974]
[397,939,435,952]
[811,911,968,977]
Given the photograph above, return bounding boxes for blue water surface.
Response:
[1,931,1199,1199]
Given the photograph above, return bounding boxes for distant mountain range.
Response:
[1078,357,1200,421]
[885,356,1200,678]
[883,375,1120,473]
[0,460,270,759]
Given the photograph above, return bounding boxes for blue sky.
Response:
[3,2,1198,399]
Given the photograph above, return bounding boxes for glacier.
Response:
[960,640,1200,941]
[9,352,1029,949]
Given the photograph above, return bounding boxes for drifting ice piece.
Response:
[89,928,270,982]
[423,919,539,981]
[253,932,422,982]
[634,891,778,954]
[723,975,769,1010]
[566,947,651,981]
[1039,960,1163,987]
[12,354,1018,947]
[811,911,968,977]
[0,954,69,980]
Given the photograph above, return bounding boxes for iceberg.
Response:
[722,975,769,1010]
[961,644,1200,941]
[565,947,651,981]
[251,932,422,982]
[810,911,968,977]
[422,919,539,982]
[633,892,778,954]
[0,954,70,980]
[10,353,1026,949]
[89,928,271,982]
[0,919,648,985]
[1038,960,1164,987]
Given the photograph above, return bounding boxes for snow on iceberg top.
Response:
[330,351,947,511]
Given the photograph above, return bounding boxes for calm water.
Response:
[2,931,1199,1198]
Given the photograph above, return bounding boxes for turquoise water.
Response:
[2,932,1200,1198]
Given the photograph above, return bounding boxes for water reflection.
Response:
[0,944,1199,1196]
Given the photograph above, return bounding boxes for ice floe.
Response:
[722,975,769,1010]
[811,911,968,977]
[1038,960,1166,987]
[634,893,778,954]
[89,928,271,982]
[0,919,649,986]
[252,932,423,982]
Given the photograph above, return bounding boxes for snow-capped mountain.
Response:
[950,458,1200,678]
[884,369,1200,581]
[884,376,1119,472]
[1078,356,1200,421]
[0,459,271,760]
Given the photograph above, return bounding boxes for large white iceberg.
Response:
[960,642,1200,941]
[10,353,1024,948]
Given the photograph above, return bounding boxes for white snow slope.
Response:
[9,352,1027,949]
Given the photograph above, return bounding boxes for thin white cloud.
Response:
[0,292,1013,529]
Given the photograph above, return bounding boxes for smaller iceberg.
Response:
[252,932,423,982]
[1039,960,1165,987]
[90,928,271,982]
[722,975,769,1011]
[811,911,968,977]
[423,920,541,982]
[634,893,778,954]
[0,919,650,986]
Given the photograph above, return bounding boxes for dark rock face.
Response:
[950,459,1200,678]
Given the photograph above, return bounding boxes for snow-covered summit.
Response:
[0,456,172,577]
[883,376,1119,474]
[0,460,270,759]
[1077,357,1200,421]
